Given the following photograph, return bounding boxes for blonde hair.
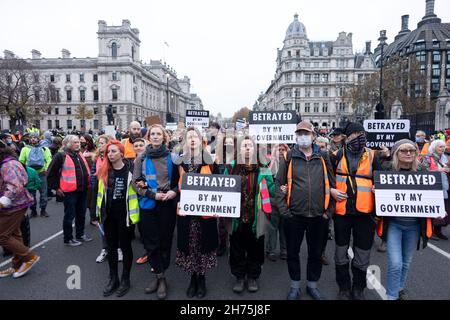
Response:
[392,143,419,171]
[145,124,169,146]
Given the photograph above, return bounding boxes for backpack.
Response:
[28,146,45,170]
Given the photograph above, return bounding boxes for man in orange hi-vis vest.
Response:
[275,121,335,301]
[121,121,142,161]
[47,135,92,247]
[330,122,385,300]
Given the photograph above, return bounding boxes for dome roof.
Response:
[285,14,307,40]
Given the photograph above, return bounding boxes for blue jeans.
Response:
[386,220,420,300]
[63,191,87,242]
[30,174,48,211]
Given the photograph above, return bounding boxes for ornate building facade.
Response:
[256,14,377,129]
[0,20,203,132]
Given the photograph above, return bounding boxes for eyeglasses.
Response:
[398,149,417,154]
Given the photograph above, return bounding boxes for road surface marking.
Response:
[428,243,450,259]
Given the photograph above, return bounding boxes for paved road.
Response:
[1,198,449,300]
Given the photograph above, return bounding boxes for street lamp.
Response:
[375,30,387,119]
[295,88,301,121]
[165,73,173,124]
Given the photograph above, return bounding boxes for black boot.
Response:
[186,273,198,298]
[103,275,120,297]
[197,274,206,299]
[157,276,168,300]
[116,276,131,297]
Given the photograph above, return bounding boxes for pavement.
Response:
[0,198,449,300]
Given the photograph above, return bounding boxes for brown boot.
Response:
[144,276,158,294]
[157,277,167,300]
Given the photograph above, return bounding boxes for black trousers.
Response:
[334,214,375,290]
[104,207,134,280]
[229,223,265,280]
[284,215,327,282]
[140,200,177,274]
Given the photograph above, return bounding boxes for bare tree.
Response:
[74,103,94,129]
[344,55,428,119]
[0,58,57,131]
[232,107,251,124]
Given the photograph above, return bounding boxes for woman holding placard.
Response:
[133,124,180,300]
[376,139,432,300]
[225,135,274,294]
[421,139,450,240]
[175,127,220,299]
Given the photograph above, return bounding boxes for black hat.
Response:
[329,128,344,136]
[343,122,365,137]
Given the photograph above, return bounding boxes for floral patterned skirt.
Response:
[175,218,218,275]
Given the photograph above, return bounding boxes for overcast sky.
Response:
[1,0,449,118]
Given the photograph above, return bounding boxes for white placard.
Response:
[375,189,445,218]
[186,110,210,128]
[166,122,178,131]
[180,190,241,218]
[105,125,116,138]
[249,124,297,144]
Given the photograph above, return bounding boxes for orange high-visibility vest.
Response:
[335,148,374,215]
[178,165,213,219]
[60,153,90,192]
[122,139,136,160]
[418,142,429,156]
[285,153,330,210]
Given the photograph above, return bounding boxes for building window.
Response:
[432,67,441,77]
[34,74,40,83]
[296,50,300,57]
[47,107,51,115]
[80,89,85,102]
[313,74,320,83]
[55,107,59,115]
[112,72,117,81]
[112,89,118,100]
[296,103,301,113]
[67,120,72,129]
[304,62,310,68]
[94,120,99,130]
[305,103,310,113]
[80,73,85,82]
[287,51,291,57]
[322,74,329,83]
[93,74,98,82]
[132,46,135,60]
[322,103,328,113]
[433,42,440,48]
[56,90,60,102]
[47,120,52,129]
[314,103,319,113]
[55,119,60,128]
[323,88,329,97]
[134,90,137,102]
[285,73,292,83]
[34,90,40,102]
[416,51,426,63]
[93,90,99,101]
[66,74,71,82]
[66,90,72,101]
[284,88,292,98]
[285,62,291,70]
[305,88,311,97]
[67,107,71,115]
[433,51,441,62]
[112,42,117,58]
[314,88,320,97]
[50,74,55,82]
[94,107,98,115]
[305,74,311,83]
[314,62,320,68]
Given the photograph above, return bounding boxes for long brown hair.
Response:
[96,140,125,188]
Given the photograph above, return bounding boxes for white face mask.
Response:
[296,135,312,148]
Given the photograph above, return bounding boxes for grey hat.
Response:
[391,139,417,156]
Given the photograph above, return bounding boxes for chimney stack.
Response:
[61,49,71,59]
[31,49,41,59]
[365,41,371,54]
[425,0,436,17]
[401,15,410,31]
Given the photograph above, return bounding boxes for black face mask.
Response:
[347,134,367,152]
